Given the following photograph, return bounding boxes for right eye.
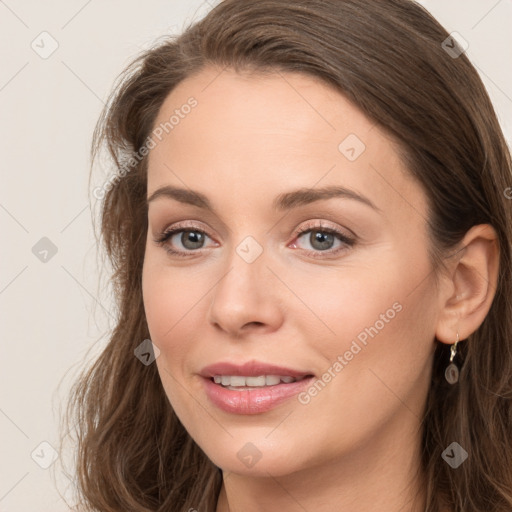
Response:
[154,223,218,257]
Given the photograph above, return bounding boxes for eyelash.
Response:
[153,220,356,259]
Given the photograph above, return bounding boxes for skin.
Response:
[142,66,499,512]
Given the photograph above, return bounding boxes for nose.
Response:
[207,245,285,338]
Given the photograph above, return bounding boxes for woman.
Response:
[62,0,512,511]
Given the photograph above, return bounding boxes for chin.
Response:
[198,436,313,478]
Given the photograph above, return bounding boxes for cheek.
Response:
[142,256,206,344]
[298,257,437,427]
[289,242,437,388]
[282,257,406,352]
[142,257,209,417]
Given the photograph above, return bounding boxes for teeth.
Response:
[212,375,303,387]
[265,375,281,386]
[230,376,246,387]
[246,376,266,387]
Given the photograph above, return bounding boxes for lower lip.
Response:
[202,376,315,414]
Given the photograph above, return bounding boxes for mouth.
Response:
[200,361,316,414]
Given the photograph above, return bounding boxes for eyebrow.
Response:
[147,185,381,213]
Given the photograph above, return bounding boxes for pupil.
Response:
[311,231,334,250]
[182,231,204,249]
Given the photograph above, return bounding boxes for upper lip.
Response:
[200,360,314,378]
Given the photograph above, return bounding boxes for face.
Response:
[142,66,440,477]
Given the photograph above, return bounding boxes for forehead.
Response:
[149,66,377,156]
[146,66,426,220]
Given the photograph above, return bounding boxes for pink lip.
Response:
[200,360,315,415]
[200,360,312,378]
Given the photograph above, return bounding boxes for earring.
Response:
[444,332,460,384]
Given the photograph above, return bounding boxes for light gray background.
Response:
[1,1,511,510]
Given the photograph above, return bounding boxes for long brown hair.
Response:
[61,1,512,510]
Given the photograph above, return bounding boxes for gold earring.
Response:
[444,331,460,384]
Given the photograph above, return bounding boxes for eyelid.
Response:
[291,219,355,239]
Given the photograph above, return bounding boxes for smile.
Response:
[213,374,308,389]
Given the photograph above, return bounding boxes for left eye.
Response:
[293,227,355,254]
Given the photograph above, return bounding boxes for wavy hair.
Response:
[61,0,512,510]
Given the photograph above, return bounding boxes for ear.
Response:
[435,224,500,344]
